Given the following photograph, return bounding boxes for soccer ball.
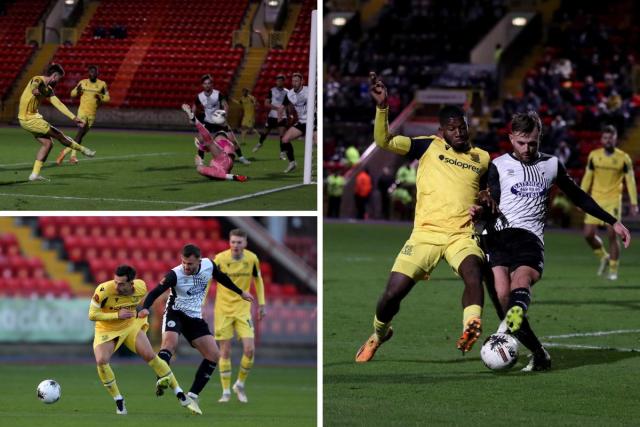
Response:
[37,379,61,404]
[480,333,519,371]
[211,109,227,125]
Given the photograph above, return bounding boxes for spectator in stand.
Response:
[580,75,600,105]
[354,168,372,220]
[94,26,107,39]
[554,140,572,166]
[111,24,127,39]
[549,115,568,145]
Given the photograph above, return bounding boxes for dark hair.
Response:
[115,265,136,281]
[438,105,466,125]
[229,229,247,238]
[88,65,98,72]
[182,244,201,258]
[276,74,285,80]
[292,72,303,80]
[511,111,542,136]
[45,63,65,77]
[602,124,617,136]
[201,74,212,83]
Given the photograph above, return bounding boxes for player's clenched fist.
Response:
[369,72,388,108]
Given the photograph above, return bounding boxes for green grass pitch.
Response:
[0,126,316,210]
[0,363,316,427]
[324,223,640,426]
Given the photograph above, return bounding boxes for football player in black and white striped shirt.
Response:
[474,111,631,371]
[138,244,253,411]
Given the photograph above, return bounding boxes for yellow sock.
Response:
[97,364,121,399]
[373,315,390,340]
[237,354,254,385]
[219,357,231,392]
[148,356,178,389]
[462,304,482,327]
[609,259,619,274]
[594,248,608,259]
[32,160,43,176]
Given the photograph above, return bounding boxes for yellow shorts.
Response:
[391,229,484,281]
[93,318,149,353]
[241,117,255,128]
[584,199,621,225]
[78,114,95,128]
[214,312,254,340]
[19,117,51,138]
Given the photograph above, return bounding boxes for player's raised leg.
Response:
[195,156,247,182]
[48,125,95,157]
[57,119,89,165]
[355,272,416,362]
[186,334,219,405]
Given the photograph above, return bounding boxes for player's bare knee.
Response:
[244,348,254,359]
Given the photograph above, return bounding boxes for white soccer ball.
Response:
[211,109,227,125]
[480,333,519,371]
[37,379,61,404]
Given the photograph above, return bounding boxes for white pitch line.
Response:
[0,152,174,168]
[180,183,309,211]
[543,329,640,339]
[0,192,193,205]
[541,342,640,352]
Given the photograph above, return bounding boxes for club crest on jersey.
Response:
[510,181,546,198]
[469,153,480,163]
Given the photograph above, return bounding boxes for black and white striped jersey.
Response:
[266,86,287,119]
[164,257,216,318]
[488,153,559,243]
[283,86,308,123]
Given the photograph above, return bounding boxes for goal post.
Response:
[303,9,317,184]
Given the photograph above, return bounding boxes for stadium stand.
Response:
[0,0,49,100]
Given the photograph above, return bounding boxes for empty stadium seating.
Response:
[0,0,49,99]
[50,0,248,108]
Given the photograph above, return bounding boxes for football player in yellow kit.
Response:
[213,229,266,403]
[581,125,638,280]
[56,65,109,165]
[18,63,95,181]
[89,265,201,415]
[356,72,492,362]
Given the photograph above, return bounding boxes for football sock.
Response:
[609,259,619,274]
[148,356,178,389]
[158,349,172,365]
[284,143,295,161]
[189,359,217,395]
[219,357,232,393]
[593,247,608,259]
[32,160,43,176]
[462,304,482,327]
[259,132,267,144]
[235,147,244,158]
[373,315,390,341]
[513,317,543,353]
[507,288,531,312]
[198,149,205,159]
[279,139,284,152]
[237,354,253,385]
[97,364,121,399]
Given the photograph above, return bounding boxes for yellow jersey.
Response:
[240,94,256,121]
[72,78,110,117]
[374,106,490,234]
[18,75,75,121]
[213,249,265,316]
[581,147,637,204]
[89,279,147,333]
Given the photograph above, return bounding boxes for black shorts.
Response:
[266,117,287,129]
[292,122,306,133]
[162,307,211,343]
[203,121,231,134]
[480,228,544,274]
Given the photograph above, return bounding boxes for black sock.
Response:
[513,317,543,353]
[176,391,186,401]
[158,349,172,365]
[235,147,244,158]
[279,138,284,152]
[507,288,531,312]
[116,398,125,411]
[285,143,294,161]
[189,359,217,395]
[259,132,267,144]
[197,150,205,159]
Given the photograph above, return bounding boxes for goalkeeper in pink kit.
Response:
[182,104,247,182]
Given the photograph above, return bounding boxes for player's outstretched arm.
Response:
[212,265,249,297]
[49,95,79,122]
[612,222,631,248]
[138,273,174,316]
[370,72,411,155]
